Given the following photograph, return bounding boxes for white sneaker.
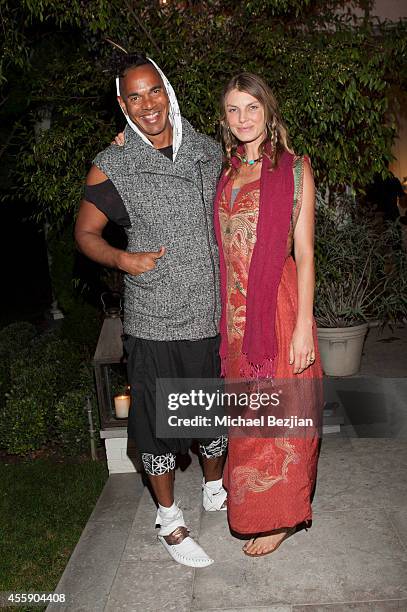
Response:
[202,478,227,512]
[156,506,214,568]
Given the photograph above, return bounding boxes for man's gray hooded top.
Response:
[93,63,222,341]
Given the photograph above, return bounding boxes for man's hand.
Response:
[119,246,166,276]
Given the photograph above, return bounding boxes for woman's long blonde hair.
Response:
[220,72,293,171]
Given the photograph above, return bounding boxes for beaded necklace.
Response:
[241,156,262,166]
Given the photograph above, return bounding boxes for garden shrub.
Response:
[54,362,99,455]
[1,394,49,455]
[0,327,98,456]
[59,301,101,350]
[0,321,37,355]
[55,390,99,455]
[0,321,37,399]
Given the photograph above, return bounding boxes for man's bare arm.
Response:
[75,165,165,275]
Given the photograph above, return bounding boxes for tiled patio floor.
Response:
[47,326,407,612]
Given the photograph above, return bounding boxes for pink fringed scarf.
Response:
[213,146,294,378]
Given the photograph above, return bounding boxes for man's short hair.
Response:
[113,53,155,96]
[115,53,153,79]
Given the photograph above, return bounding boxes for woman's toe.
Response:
[253,541,264,554]
[243,538,255,553]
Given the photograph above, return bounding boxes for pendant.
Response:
[242,156,262,166]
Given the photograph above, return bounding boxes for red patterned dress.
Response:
[220,156,323,534]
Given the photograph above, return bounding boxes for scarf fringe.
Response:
[220,354,276,380]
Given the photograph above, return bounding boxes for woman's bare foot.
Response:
[242,527,296,556]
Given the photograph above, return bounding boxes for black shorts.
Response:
[124,335,221,455]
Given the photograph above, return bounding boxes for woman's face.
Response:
[224,88,266,145]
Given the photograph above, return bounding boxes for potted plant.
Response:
[314,192,407,376]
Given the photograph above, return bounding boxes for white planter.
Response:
[317,323,369,376]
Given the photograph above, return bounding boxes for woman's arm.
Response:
[290,160,316,374]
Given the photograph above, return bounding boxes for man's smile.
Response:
[141,111,161,123]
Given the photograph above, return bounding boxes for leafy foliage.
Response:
[0,322,37,399]
[2,0,407,230]
[55,383,99,456]
[314,193,407,326]
[0,323,99,455]
[1,1,406,332]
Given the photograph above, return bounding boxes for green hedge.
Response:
[0,322,99,456]
[55,388,98,456]
[0,322,37,400]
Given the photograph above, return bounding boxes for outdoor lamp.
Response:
[92,301,129,430]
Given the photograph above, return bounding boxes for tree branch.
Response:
[124,0,162,57]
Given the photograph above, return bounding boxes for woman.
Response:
[213,73,323,556]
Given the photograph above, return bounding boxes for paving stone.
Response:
[192,508,407,609]
[313,443,407,512]
[194,607,292,612]
[387,509,407,550]
[47,562,112,611]
[47,519,131,611]
[326,377,407,438]
[87,472,144,525]
[349,438,407,456]
[293,601,407,611]
[359,327,407,378]
[105,560,194,612]
[319,435,353,453]
[46,521,131,611]
[69,519,132,566]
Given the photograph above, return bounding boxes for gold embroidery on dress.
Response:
[220,189,260,345]
[230,438,300,505]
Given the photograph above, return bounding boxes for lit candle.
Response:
[114,394,130,418]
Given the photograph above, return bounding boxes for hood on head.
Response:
[116,57,182,161]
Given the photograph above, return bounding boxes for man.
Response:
[75,53,227,568]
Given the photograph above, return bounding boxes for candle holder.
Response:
[92,317,129,429]
[114,387,131,419]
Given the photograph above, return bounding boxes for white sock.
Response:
[204,478,223,491]
[158,502,178,516]
[157,502,182,525]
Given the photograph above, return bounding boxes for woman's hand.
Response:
[289,323,315,374]
[111,132,125,146]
